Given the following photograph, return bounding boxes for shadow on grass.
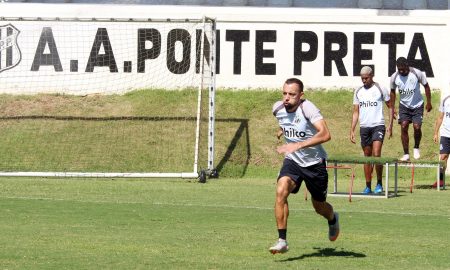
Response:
[0,115,252,177]
[215,118,250,178]
[278,247,366,262]
[413,184,444,190]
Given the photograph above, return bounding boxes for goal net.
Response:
[0,16,216,179]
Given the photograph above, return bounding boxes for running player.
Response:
[350,66,393,194]
[269,78,339,254]
[390,57,432,161]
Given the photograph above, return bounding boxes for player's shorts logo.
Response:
[378,131,384,139]
[0,24,21,73]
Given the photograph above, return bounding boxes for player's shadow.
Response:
[215,118,250,177]
[278,247,366,262]
[414,184,438,190]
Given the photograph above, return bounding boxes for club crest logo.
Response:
[0,24,21,73]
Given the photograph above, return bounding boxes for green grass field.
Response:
[0,177,448,269]
[0,89,448,269]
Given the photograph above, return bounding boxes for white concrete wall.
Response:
[4,0,449,9]
[0,3,448,94]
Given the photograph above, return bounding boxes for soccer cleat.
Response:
[269,239,289,254]
[413,148,420,159]
[362,187,372,194]
[374,184,383,194]
[328,212,340,241]
[399,154,410,162]
[432,180,444,188]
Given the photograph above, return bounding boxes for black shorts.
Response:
[277,158,328,202]
[359,125,386,148]
[440,136,450,154]
[398,103,424,124]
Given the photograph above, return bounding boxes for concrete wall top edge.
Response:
[0,3,448,25]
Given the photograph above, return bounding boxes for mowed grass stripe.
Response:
[1,196,450,219]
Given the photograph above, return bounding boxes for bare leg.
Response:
[413,123,422,149]
[372,140,384,182]
[400,121,410,154]
[274,176,296,230]
[362,145,373,187]
[439,154,449,181]
[311,198,334,221]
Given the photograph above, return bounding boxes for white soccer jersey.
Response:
[353,83,390,128]
[439,95,450,138]
[273,100,327,167]
[390,67,428,109]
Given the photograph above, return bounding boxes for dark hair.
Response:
[284,78,304,92]
[396,57,409,67]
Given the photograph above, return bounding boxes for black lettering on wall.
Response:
[70,60,78,72]
[123,61,132,73]
[324,31,348,76]
[407,33,433,77]
[196,29,211,74]
[353,32,374,76]
[255,30,276,75]
[137,28,161,73]
[216,29,220,74]
[381,32,405,76]
[167,29,191,74]
[85,28,118,72]
[293,31,318,75]
[225,30,250,75]
[31,27,63,71]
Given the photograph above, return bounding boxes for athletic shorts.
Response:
[359,125,386,148]
[277,158,328,202]
[440,136,450,154]
[398,103,424,124]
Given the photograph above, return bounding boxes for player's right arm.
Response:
[277,119,331,154]
[389,74,398,119]
[276,127,283,140]
[390,89,397,120]
[434,112,444,143]
[350,104,359,144]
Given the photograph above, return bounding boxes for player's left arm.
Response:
[418,70,432,112]
[424,83,432,112]
[277,119,331,154]
[385,100,393,139]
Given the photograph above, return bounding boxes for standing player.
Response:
[432,95,450,188]
[390,57,432,161]
[270,78,339,254]
[350,66,393,194]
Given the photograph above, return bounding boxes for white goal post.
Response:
[0,16,216,180]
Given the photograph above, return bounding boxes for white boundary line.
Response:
[1,195,449,218]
